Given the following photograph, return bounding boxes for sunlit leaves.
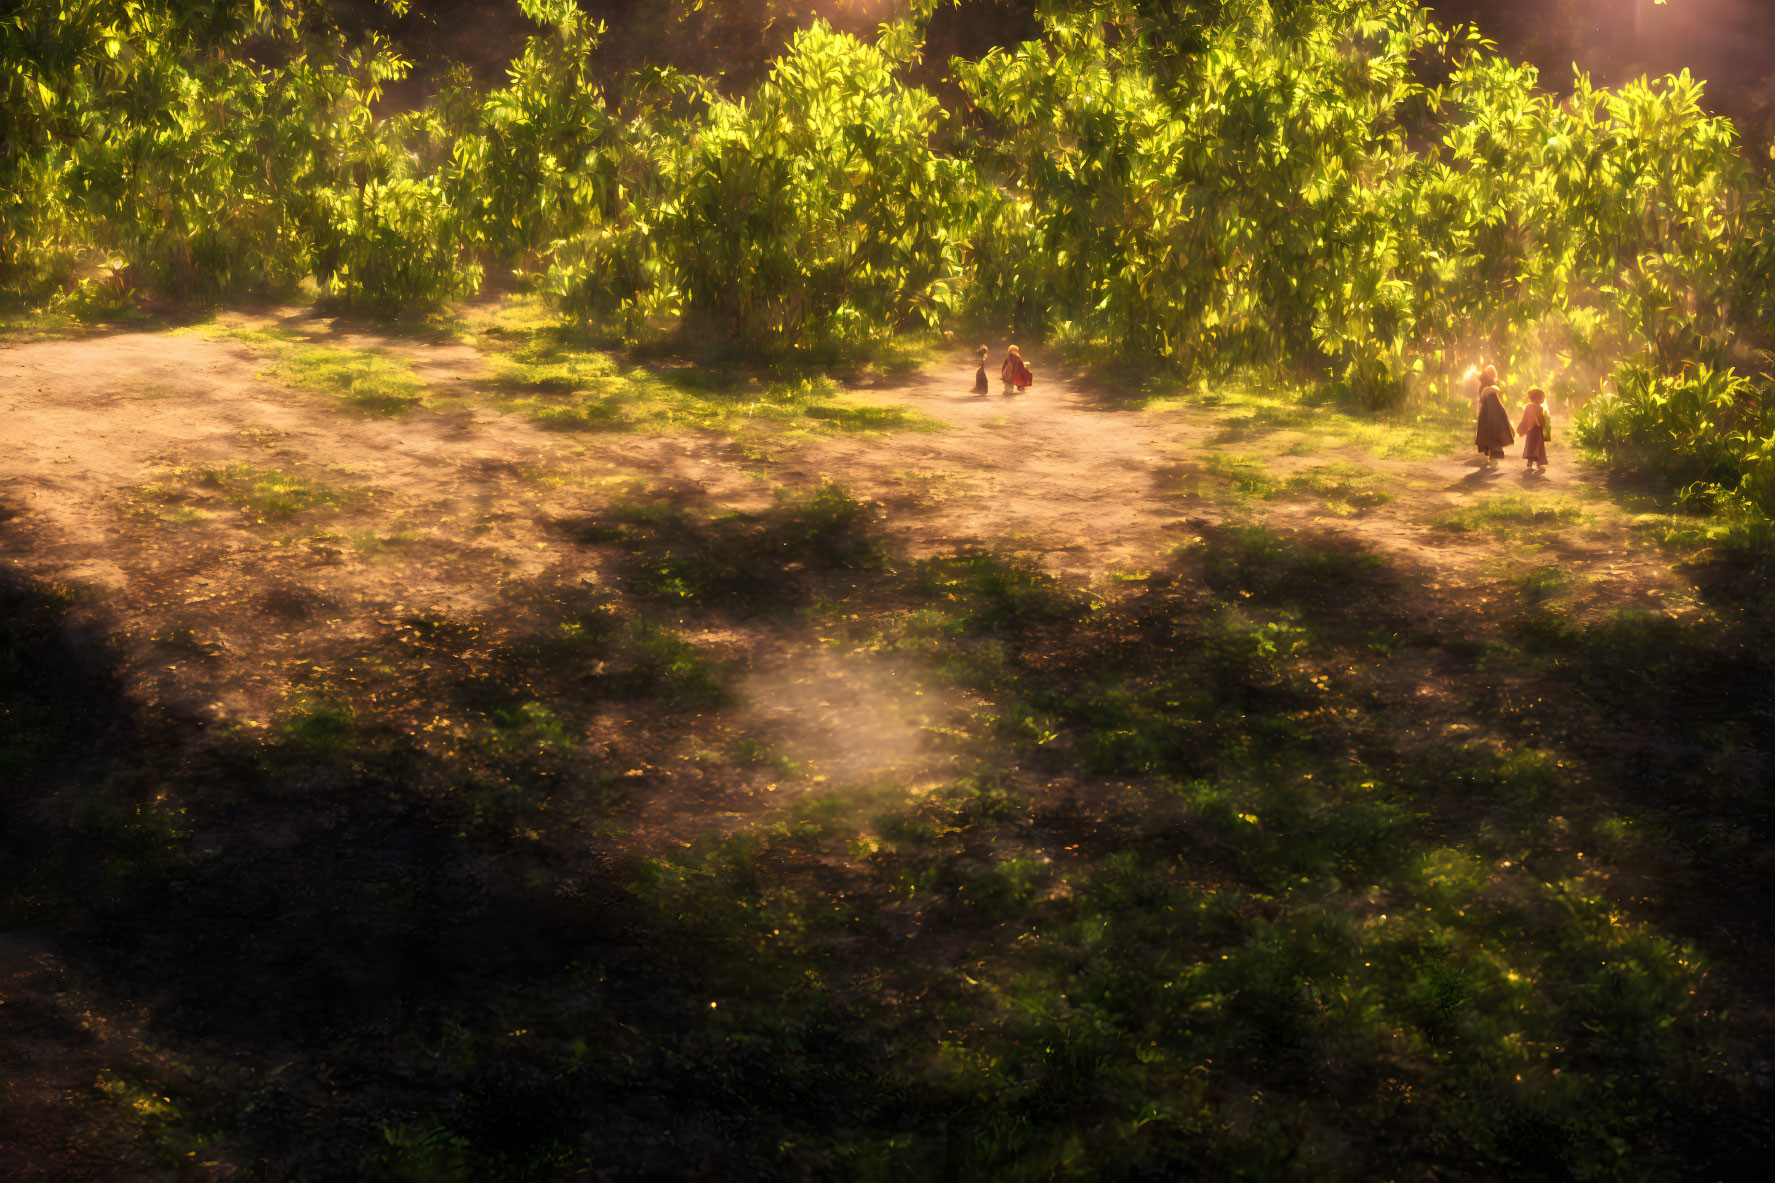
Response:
[658,20,973,350]
[952,1,1752,411]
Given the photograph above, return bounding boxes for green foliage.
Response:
[9,0,1775,554]
[585,482,878,610]
[7,0,1766,421]
[302,42,483,312]
[953,1,1750,409]
[218,327,430,414]
[2,1,479,310]
[1578,362,1775,516]
[276,688,356,756]
[955,2,1447,397]
[630,619,725,704]
[1732,188,1775,342]
[448,2,684,333]
[914,552,1092,633]
[476,303,939,435]
[658,21,974,352]
[3,0,318,301]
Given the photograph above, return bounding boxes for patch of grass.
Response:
[1436,495,1589,536]
[274,689,356,756]
[1206,401,1316,445]
[347,524,418,556]
[1203,452,1281,497]
[0,307,87,345]
[574,482,879,610]
[482,701,577,765]
[474,308,942,439]
[1330,412,1460,459]
[138,465,356,525]
[0,282,161,344]
[1203,456,1396,512]
[731,737,803,779]
[913,552,1093,633]
[270,344,428,415]
[629,620,725,705]
[621,750,1740,1181]
[1202,524,1390,602]
[517,464,652,497]
[207,324,430,415]
[1633,507,1775,564]
[236,427,287,449]
[1509,563,1574,601]
[180,463,360,522]
[1126,368,1464,459]
[1281,461,1395,511]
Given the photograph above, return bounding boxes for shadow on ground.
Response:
[3,493,1773,1180]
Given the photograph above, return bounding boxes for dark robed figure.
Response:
[1475,384,1514,466]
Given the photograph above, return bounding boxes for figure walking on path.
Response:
[1001,345,1032,396]
[1519,387,1550,473]
[972,345,990,395]
[1474,366,1515,469]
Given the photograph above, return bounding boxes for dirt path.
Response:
[0,325,1693,736]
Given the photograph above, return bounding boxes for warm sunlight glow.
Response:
[4,1,1771,1177]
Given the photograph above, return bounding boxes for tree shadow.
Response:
[551,481,884,616]
[0,512,889,1176]
[4,495,1771,1180]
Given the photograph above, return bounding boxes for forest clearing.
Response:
[4,300,1770,1179]
[4,0,1775,1179]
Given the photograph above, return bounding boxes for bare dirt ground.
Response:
[0,319,1719,1176]
[0,322,1683,637]
[788,355,1686,604]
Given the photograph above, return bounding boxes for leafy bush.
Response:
[303,41,484,312]
[6,0,1775,498]
[3,0,318,302]
[954,1,1750,406]
[1577,362,1775,515]
[657,20,974,352]
[448,0,681,332]
[2,1,480,311]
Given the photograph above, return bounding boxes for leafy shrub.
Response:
[4,0,319,302]
[1577,362,1775,514]
[312,175,482,313]
[954,2,1750,405]
[450,0,682,333]
[657,20,974,352]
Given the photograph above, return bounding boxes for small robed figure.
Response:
[1000,345,1032,396]
[972,345,990,395]
[1518,387,1550,473]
